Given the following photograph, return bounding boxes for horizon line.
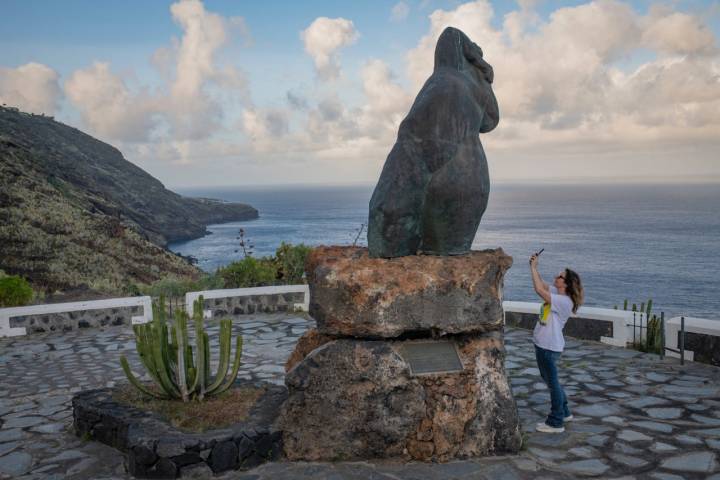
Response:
[169,176,720,190]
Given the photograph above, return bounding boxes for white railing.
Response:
[502,301,649,347]
[186,285,310,319]
[4,290,718,365]
[0,286,311,338]
[0,296,153,338]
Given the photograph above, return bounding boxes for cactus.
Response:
[623,299,628,310]
[646,299,653,318]
[120,296,243,402]
[644,313,662,354]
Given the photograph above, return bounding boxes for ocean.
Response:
[171,183,720,320]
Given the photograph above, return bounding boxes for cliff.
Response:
[0,106,258,295]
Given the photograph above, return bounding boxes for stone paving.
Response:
[0,314,719,479]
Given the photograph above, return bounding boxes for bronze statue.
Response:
[368,27,498,258]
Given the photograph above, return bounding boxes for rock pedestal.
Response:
[281,246,521,462]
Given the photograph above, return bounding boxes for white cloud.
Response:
[242,108,289,141]
[300,17,359,81]
[399,0,720,166]
[65,0,248,144]
[6,0,719,183]
[0,63,62,115]
[65,62,159,142]
[356,59,412,140]
[391,2,410,22]
[234,0,720,183]
[641,8,717,56]
[406,1,502,91]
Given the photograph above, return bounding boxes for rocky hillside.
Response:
[0,106,258,296]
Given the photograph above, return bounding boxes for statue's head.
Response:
[434,27,494,85]
[434,26,498,133]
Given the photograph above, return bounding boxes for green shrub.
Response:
[195,273,225,291]
[141,276,194,299]
[133,274,225,299]
[135,242,310,296]
[275,242,310,284]
[0,275,34,307]
[218,257,278,288]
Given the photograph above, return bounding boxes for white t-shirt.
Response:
[533,286,574,352]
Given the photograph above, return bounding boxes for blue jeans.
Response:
[534,344,570,428]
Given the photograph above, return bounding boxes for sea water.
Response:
[171,183,720,320]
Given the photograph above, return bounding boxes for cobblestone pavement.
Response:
[1,315,719,479]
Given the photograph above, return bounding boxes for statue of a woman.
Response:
[368,27,499,258]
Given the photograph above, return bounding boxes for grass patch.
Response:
[520,430,529,451]
[113,383,265,433]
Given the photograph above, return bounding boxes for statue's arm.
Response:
[479,82,499,133]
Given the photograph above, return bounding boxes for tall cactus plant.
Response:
[120,296,243,402]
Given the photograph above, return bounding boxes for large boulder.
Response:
[281,332,521,461]
[305,246,512,338]
[284,329,333,372]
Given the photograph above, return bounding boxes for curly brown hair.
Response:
[564,268,584,314]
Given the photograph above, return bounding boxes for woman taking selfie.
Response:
[529,251,584,433]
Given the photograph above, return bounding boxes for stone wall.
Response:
[73,384,286,478]
[203,292,306,317]
[9,305,143,334]
[504,311,613,342]
[682,332,720,367]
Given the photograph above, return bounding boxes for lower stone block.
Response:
[280,331,522,462]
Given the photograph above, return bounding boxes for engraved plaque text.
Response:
[399,341,464,375]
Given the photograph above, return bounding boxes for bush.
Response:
[135,242,310,296]
[131,274,225,299]
[195,273,225,291]
[275,242,311,284]
[140,276,194,299]
[0,275,34,307]
[218,257,278,288]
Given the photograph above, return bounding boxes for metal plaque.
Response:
[399,341,464,375]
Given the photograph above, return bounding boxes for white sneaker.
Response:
[564,414,574,422]
[536,422,565,433]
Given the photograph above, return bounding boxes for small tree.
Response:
[235,228,254,258]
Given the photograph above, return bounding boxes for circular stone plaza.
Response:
[1,312,719,479]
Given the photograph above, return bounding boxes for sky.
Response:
[1,0,719,188]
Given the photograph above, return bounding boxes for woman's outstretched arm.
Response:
[530,254,551,303]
